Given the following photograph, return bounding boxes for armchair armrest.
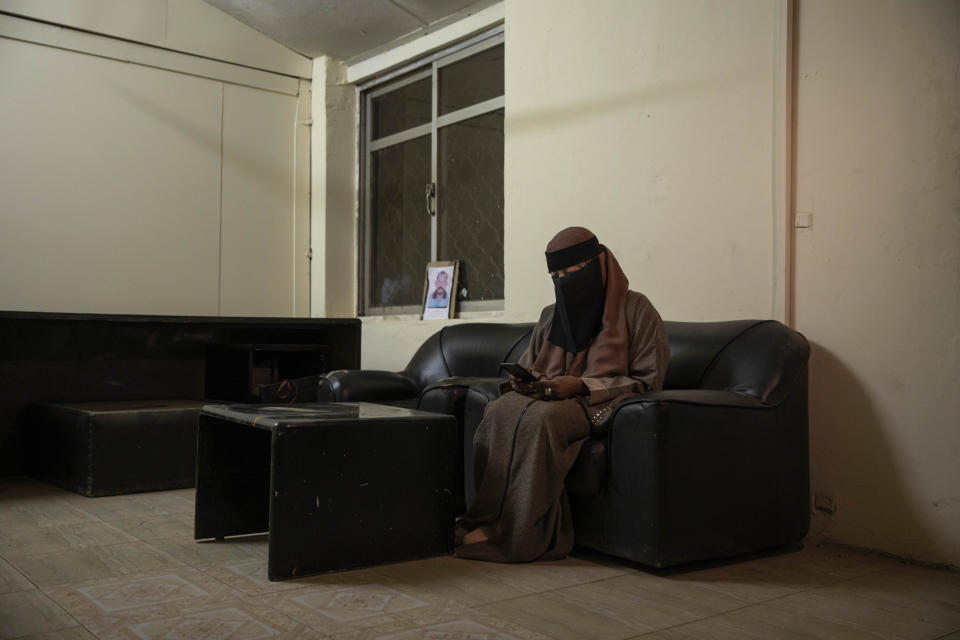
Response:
[418,376,507,515]
[318,370,420,402]
[597,388,809,566]
[460,377,507,451]
[424,376,503,401]
[587,390,764,437]
[418,376,505,414]
[619,389,767,410]
[458,377,510,510]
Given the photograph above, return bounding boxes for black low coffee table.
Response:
[194,402,456,580]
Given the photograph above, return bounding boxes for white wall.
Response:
[311,56,359,319]
[0,5,310,317]
[219,83,300,316]
[794,0,960,566]
[0,34,222,315]
[504,0,786,324]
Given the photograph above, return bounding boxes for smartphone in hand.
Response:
[500,362,537,383]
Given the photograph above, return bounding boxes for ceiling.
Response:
[202,0,499,63]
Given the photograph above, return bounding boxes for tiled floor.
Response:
[1,477,958,640]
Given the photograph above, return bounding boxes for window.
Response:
[360,31,504,315]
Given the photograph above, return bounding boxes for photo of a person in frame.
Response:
[427,269,451,308]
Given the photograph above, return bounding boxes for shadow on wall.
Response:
[110,81,290,192]
[505,69,754,133]
[807,342,934,562]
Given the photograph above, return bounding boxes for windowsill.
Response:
[360,308,506,323]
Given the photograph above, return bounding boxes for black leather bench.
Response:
[26,399,205,497]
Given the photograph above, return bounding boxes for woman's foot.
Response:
[463,526,492,545]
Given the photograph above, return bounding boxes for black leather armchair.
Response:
[319,318,810,568]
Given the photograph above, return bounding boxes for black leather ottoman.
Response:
[194,402,456,580]
[27,399,205,497]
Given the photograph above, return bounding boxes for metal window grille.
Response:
[360,29,504,315]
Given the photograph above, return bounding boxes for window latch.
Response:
[425,182,436,217]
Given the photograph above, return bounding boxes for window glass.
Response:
[437,109,504,301]
[439,44,504,115]
[371,77,431,140]
[362,34,504,314]
[369,136,431,308]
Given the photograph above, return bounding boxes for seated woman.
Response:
[455,226,669,563]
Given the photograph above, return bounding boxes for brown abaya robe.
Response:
[456,230,669,563]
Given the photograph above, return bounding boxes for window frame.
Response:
[359,27,505,316]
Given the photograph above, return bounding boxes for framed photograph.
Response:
[421,260,459,320]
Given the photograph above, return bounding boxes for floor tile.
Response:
[0,477,62,499]
[2,479,959,640]
[662,542,896,603]
[118,602,324,640]
[369,556,533,606]
[110,513,195,541]
[479,589,638,640]
[147,534,269,568]
[0,496,99,534]
[573,570,755,631]
[371,552,633,607]
[778,564,960,637]
[44,568,322,640]
[159,487,196,500]
[14,628,97,640]
[63,490,193,522]
[634,612,842,640]
[641,564,960,640]
[67,595,320,640]
[0,590,78,640]
[197,557,311,596]
[0,520,137,558]
[256,576,470,638]
[461,553,635,594]
[0,556,33,594]
[140,490,195,513]
[481,559,821,640]
[338,608,555,640]
[9,541,184,589]
[46,566,237,621]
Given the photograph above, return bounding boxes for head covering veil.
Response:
[531,227,631,379]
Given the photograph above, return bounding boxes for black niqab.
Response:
[547,251,605,354]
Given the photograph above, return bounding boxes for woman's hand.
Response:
[502,379,540,397]
[535,376,586,400]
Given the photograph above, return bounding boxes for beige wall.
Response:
[504,0,787,324]
[311,56,359,319]
[0,7,310,317]
[219,83,300,316]
[0,33,221,315]
[794,0,960,566]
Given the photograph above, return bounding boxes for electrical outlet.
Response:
[814,492,837,513]
[795,212,814,228]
